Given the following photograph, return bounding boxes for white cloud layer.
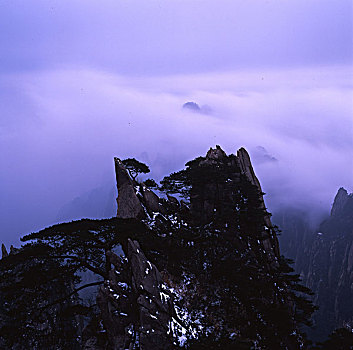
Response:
[0,65,352,245]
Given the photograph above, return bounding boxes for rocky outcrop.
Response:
[1,145,315,349]
[331,187,352,218]
[190,145,280,259]
[236,147,262,190]
[190,146,239,223]
[1,244,8,259]
[182,102,200,112]
[114,157,145,219]
[142,188,161,213]
[204,144,227,161]
[237,147,280,257]
[302,188,353,340]
[128,239,173,350]
[86,239,174,350]
[277,188,353,341]
[102,146,306,347]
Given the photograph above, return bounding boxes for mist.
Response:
[0,65,351,246]
[0,0,352,247]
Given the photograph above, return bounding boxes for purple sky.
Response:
[0,0,352,247]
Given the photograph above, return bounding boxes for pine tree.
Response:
[0,218,146,348]
[0,152,317,349]
[122,158,150,180]
[159,153,316,348]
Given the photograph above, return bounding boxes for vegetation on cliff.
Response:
[1,147,347,349]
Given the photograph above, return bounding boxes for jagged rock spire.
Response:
[236,147,280,256]
[114,157,145,219]
[194,145,280,258]
[205,144,227,161]
[331,187,352,217]
[114,146,280,258]
[114,157,169,218]
[237,147,262,189]
[1,243,8,259]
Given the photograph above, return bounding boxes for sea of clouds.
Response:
[0,65,352,246]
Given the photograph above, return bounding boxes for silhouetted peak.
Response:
[331,187,352,217]
[182,101,200,111]
[114,157,145,219]
[205,145,227,161]
[1,243,8,259]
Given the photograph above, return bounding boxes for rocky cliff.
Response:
[276,188,353,341]
[1,146,314,349]
[105,146,311,348]
[305,188,353,340]
[114,146,280,260]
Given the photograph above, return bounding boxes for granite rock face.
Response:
[86,146,305,348]
[277,188,353,340]
[84,240,174,350]
[114,157,145,220]
[236,147,262,189]
[115,146,280,260]
[1,146,315,349]
[331,187,352,218]
[304,188,353,339]
[142,189,160,213]
[237,147,280,257]
[128,239,173,350]
[190,146,280,259]
[114,158,171,220]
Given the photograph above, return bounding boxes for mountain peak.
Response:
[205,145,227,161]
[182,101,201,111]
[1,244,8,259]
[331,187,352,217]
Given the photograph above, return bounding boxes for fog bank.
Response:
[0,65,352,246]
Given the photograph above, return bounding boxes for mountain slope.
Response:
[276,188,353,341]
[0,146,314,349]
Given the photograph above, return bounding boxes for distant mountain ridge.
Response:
[56,184,116,222]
